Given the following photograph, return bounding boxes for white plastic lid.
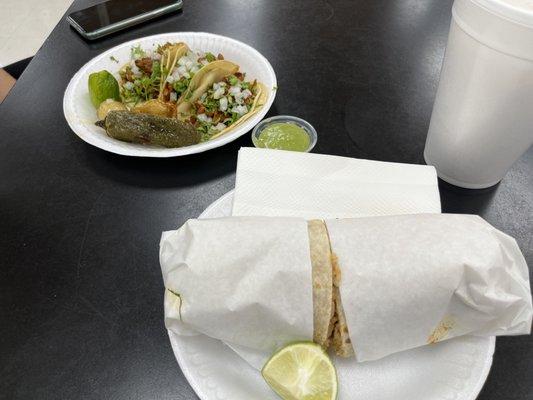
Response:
[473,0,533,27]
[454,0,533,60]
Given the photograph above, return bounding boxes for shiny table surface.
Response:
[1,0,531,399]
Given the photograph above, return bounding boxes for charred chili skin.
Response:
[96,111,201,148]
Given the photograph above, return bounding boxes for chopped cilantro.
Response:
[131,45,145,59]
[227,75,239,86]
[173,78,189,96]
[205,52,216,62]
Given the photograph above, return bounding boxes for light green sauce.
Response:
[256,123,310,152]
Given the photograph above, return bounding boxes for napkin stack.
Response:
[232,148,441,218]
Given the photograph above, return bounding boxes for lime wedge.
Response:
[88,70,120,108]
[262,342,338,400]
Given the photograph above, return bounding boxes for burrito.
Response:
[159,214,532,363]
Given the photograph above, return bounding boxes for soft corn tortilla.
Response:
[307,220,335,348]
[176,60,239,115]
[331,253,355,357]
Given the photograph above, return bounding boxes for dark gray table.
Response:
[1,1,531,399]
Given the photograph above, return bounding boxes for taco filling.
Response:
[185,73,262,141]
[119,42,221,106]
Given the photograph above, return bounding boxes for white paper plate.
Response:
[63,33,276,157]
[168,190,496,400]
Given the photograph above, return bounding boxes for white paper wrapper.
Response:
[160,217,314,354]
[161,214,532,366]
[232,148,441,219]
[325,214,532,362]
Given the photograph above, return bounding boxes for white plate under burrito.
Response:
[167,190,496,400]
[63,33,276,157]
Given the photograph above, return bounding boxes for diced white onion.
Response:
[182,72,190,79]
[131,64,142,77]
[190,65,199,74]
[170,92,178,102]
[197,113,212,123]
[124,82,134,90]
[153,53,162,60]
[231,105,248,115]
[185,60,194,70]
[166,75,175,84]
[219,97,228,112]
[178,56,188,66]
[233,93,244,104]
[213,87,225,99]
[177,65,187,75]
[241,89,252,99]
[229,86,241,95]
[200,93,207,102]
[214,123,226,131]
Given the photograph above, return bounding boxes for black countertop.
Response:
[1,0,531,399]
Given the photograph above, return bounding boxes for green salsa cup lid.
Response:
[252,116,317,153]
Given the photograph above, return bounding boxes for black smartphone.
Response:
[67,0,183,40]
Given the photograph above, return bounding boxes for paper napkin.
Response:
[232,148,441,218]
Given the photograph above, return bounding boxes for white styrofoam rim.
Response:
[167,190,496,400]
[472,0,533,28]
[63,32,277,157]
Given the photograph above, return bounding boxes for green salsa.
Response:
[256,122,310,152]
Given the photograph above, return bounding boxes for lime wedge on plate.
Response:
[88,70,120,108]
[262,342,338,400]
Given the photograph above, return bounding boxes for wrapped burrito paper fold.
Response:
[160,214,532,364]
[326,214,532,361]
[160,217,314,352]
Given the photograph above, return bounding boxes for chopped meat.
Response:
[135,57,153,74]
[124,69,134,82]
[217,53,224,60]
[162,83,172,102]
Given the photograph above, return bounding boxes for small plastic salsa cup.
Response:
[251,116,317,152]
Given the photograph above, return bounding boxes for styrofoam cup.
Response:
[424,0,533,188]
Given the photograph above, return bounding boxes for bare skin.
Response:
[0,69,16,103]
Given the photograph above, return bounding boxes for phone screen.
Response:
[69,0,178,33]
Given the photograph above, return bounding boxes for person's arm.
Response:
[0,69,16,103]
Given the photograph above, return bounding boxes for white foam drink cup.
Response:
[424,0,533,189]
